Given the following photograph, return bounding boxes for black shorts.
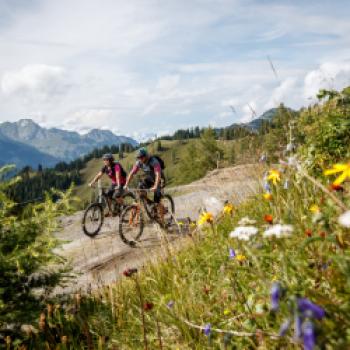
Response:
[138,178,162,203]
[106,184,123,199]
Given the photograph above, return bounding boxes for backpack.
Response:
[152,155,165,170]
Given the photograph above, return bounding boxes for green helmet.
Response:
[136,147,148,159]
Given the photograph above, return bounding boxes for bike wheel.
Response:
[111,191,136,216]
[82,203,104,237]
[119,205,144,246]
[149,194,175,228]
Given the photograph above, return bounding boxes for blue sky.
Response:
[0,0,349,140]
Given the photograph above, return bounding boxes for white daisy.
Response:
[229,226,258,241]
[263,224,294,238]
[338,210,350,228]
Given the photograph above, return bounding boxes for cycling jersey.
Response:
[131,156,161,180]
[101,162,126,185]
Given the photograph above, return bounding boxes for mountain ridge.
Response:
[0,119,138,167]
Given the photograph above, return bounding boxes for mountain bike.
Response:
[82,186,135,237]
[119,188,175,246]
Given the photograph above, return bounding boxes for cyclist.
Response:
[89,153,127,215]
[125,148,162,203]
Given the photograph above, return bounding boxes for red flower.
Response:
[123,268,138,277]
[319,231,326,239]
[143,302,154,311]
[329,184,344,192]
[264,214,273,224]
[305,229,312,237]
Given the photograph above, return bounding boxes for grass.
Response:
[17,161,350,349]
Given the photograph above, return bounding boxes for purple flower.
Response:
[229,248,236,259]
[270,282,281,312]
[278,319,291,336]
[166,300,175,309]
[203,323,211,336]
[294,313,303,340]
[264,182,271,192]
[303,321,316,350]
[298,298,325,320]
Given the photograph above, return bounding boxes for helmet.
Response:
[136,147,148,159]
[102,153,114,161]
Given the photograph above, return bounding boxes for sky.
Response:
[0,0,350,140]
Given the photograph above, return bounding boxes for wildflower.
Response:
[303,321,316,350]
[223,203,234,215]
[338,210,350,228]
[305,229,312,237]
[236,254,246,263]
[166,300,175,309]
[229,226,258,241]
[270,282,281,312]
[238,217,256,225]
[198,212,214,226]
[123,268,138,277]
[263,192,273,200]
[143,302,154,311]
[279,319,291,337]
[203,323,211,336]
[178,221,184,226]
[223,309,230,316]
[329,183,344,192]
[319,231,326,239]
[267,169,281,185]
[264,224,294,238]
[264,214,273,224]
[324,162,350,186]
[263,181,271,192]
[309,204,320,214]
[297,298,325,319]
[294,313,302,340]
[229,248,236,259]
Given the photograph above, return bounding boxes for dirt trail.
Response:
[55,164,263,293]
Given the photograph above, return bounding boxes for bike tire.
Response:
[119,204,144,246]
[82,203,104,237]
[144,194,175,228]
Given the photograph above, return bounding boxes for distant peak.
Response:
[17,118,38,127]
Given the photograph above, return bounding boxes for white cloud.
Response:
[1,64,68,100]
[304,62,350,99]
[265,77,298,109]
[61,108,114,132]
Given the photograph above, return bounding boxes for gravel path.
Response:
[54,164,263,293]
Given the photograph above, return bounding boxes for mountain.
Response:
[0,130,59,169]
[0,119,138,162]
[246,108,278,130]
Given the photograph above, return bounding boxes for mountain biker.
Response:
[89,153,126,215]
[125,148,163,203]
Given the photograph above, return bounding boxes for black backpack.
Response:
[152,155,165,170]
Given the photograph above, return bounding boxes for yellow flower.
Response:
[309,204,320,213]
[223,203,234,215]
[190,222,197,228]
[263,192,273,201]
[267,169,281,185]
[198,212,214,226]
[223,309,230,316]
[324,162,350,186]
[236,254,246,262]
[178,221,184,226]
